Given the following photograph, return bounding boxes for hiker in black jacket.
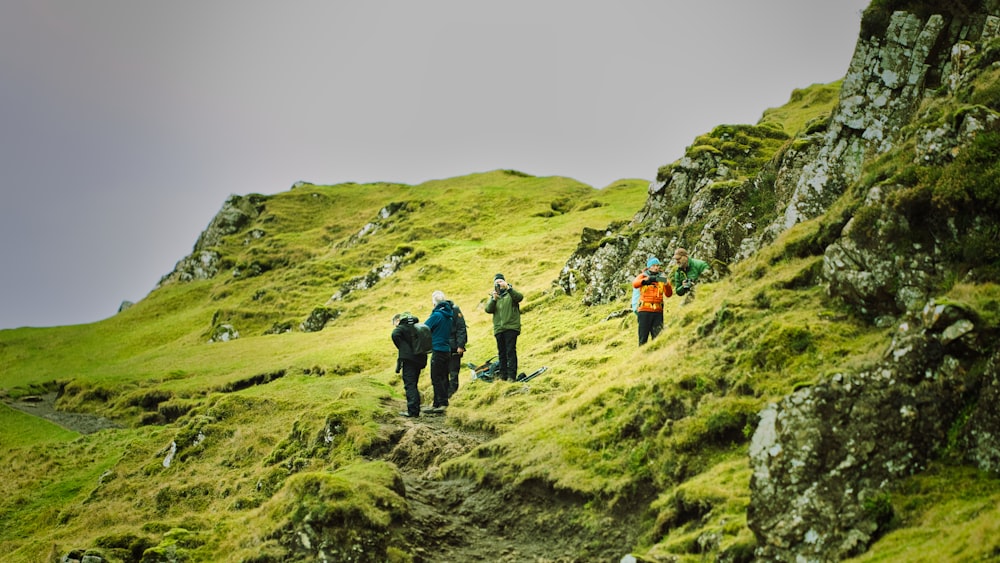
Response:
[392,312,427,418]
[446,300,468,398]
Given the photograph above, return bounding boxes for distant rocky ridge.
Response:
[154,192,425,340]
[560,5,1000,560]
[158,193,267,286]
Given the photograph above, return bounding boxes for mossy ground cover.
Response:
[759,81,842,138]
[846,463,1000,562]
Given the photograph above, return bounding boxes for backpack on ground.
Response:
[467,356,500,382]
[468,357,547,384]
[412,323,433,355]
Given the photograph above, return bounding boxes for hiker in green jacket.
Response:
[485,273,523,381]
[672,248,709,302]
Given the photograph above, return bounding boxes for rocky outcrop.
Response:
[961,350,1000,472]
[299,307,338,333]
[558,226,635,306]
[748,300,994,561]
[322,201,425,303]
[326,246,421,304]
[208,322,240,343]
[159,194,267,285]
[555,4,1000,561]
[767,9,1000,239]
[822,14,1000,322]
[336,201,416,250]
[744,7,1000,560]
[820,182,943,325]
[558,10,1000,309]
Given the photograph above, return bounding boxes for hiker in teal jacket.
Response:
[672,247,709,299]
[485,273,523,381]
[424,291,454,413]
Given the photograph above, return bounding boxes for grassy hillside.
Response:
[3,75,1000,560]
[1,171,658,561]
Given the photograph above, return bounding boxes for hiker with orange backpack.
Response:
[632,257,673,345]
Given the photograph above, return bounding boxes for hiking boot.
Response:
[399,411,419,418]
[428,406,447,414]
[515,373,527,381]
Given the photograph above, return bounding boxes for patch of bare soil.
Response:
[2,391,121,434]
[380,399,640,562]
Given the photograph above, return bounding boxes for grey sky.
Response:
[0,1,870,329]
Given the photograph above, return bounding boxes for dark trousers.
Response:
[448,352,463,397]
[637,311,663,345]
[430,350,451,407]
[495,330,519,380]
[401,360,422,416]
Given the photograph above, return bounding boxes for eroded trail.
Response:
[2,391,120,434]
[380,403,636,562]
[4,390,636,560]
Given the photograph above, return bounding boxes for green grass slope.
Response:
[0,171,656,561]
[3,69,1000,560]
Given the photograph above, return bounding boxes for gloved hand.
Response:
[641,277,654,286]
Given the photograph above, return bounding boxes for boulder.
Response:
[749,301,986,560]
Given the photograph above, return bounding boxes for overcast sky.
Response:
[0,1,870,329]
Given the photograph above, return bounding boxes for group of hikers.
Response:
[391,273,522,418]
[390,248,707,417]
[631,247,709,345]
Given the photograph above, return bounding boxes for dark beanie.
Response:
[494,273,505,281]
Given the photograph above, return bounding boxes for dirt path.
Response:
[381,401,637,562]
[2,391,121,434]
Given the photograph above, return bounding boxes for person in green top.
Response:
[672,247,709,300]
[485,273,523,381]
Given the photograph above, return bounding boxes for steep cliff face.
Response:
[559,8,999,308]
[560,2,1000,561]
[748,8,1000,559]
